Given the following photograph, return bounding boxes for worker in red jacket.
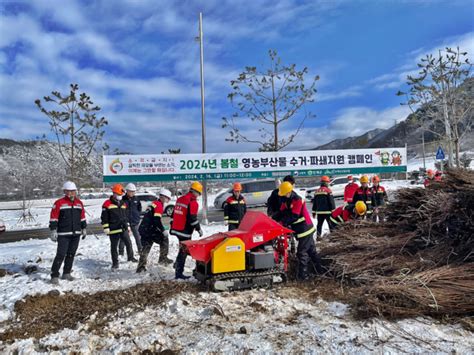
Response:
[101,184,137,269]
[353,175,376,216]
[371,176,387,222]
[274,182,324,280]
[170,181,204,279]
[329,201,367,228]
[311,176,336,237]
[343,175,359,204]
[137,189,173,273]
[49,181,86,285]
[224,182,247,230]
[423,169,435,187]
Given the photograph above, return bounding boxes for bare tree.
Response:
[222,49,319,152]
[35,84,108,181]
[397,47,472,167]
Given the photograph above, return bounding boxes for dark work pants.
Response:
[296,233,324,279]
[228,223,239,231]
[51,235,80,278]
[119,224,142,254]
[174,236,190,276]
[109,232,134,266]
[316,214,332,237]
[137,233,169,269]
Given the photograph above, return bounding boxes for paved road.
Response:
[0,200,342,244]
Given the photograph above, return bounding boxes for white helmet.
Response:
[159,188,172,200]
[62,181,77,191]
[125,183,137,192]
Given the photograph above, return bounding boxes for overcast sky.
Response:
[0,0,472,154]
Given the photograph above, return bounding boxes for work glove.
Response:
[163,230,169,238]
[312,212,316,218]
[128,226,132,235]
[81,229,87,240]
[198,229,204,237]
[224,220,228,226]
[103,228,110,235]
[50,230,58,242]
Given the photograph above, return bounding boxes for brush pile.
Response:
[319,168,474,319]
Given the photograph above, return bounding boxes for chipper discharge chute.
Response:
[181,211,294,291]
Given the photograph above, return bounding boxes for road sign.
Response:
[436,146,445,160]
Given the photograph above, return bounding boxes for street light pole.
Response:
[198,12,208,225]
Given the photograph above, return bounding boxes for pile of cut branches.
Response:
[319,168,474,319]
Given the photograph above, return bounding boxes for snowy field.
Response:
[0,194,218,232]
[0,222,472,353]
[1,183,408,232]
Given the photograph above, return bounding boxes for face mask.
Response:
[115,195,123,201]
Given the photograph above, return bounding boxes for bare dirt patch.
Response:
[0,281,197,343]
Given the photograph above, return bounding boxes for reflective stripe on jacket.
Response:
[224,194,247,225]
[139,200,164,238]
[277,192,315,238]
[49,196,86,236]
[101,197,129,235]
[170,192,201,239]
[312,185,336,215]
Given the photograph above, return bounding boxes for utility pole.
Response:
[197,12,208,225]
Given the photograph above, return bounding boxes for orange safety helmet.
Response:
[320,175,330,183]
[111,183,125,195]
[372,175,380,183]
[233,182,242,191]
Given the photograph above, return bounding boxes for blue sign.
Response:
[436,146,445,160]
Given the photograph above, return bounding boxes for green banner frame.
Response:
[103,165,406,183]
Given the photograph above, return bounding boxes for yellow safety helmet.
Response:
[190,181,203,194]
[278,181,293,196]
[355,201,367,216]
[360,175,369,184]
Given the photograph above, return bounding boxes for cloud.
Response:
[292,105,411,150]
[318,85,363,102]
[368,31,474,92]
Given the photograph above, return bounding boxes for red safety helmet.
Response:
[372,176,380,183]
[321,176,330,183]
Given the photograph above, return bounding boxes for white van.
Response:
[213,179,278,210]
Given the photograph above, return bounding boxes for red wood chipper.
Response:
[181,211,294,291]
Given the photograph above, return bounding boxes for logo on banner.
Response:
[391,150,402,166]
[109,158,123,174]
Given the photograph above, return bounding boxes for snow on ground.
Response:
[0,222,472,353]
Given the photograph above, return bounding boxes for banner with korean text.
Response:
[103,147,406,182]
